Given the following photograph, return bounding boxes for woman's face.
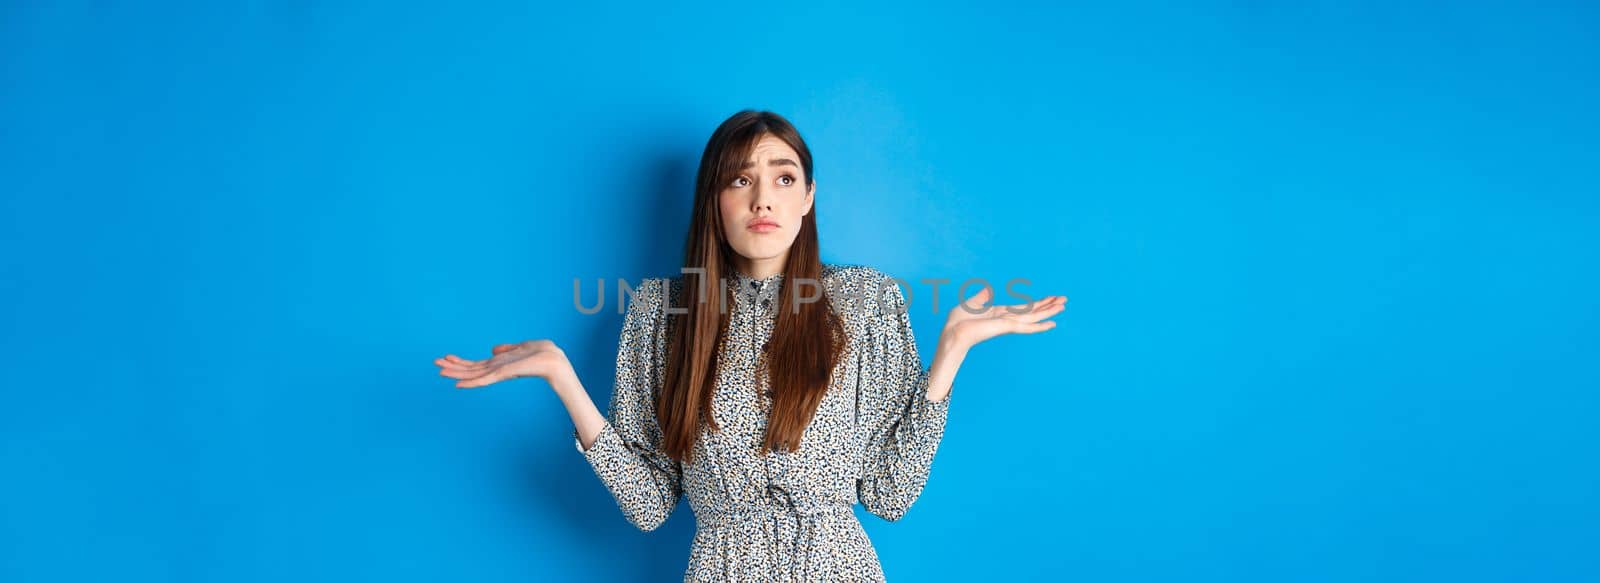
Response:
[719,133,814,275]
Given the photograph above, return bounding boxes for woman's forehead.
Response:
[746,134,798,160]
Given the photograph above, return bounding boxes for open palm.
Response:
[434,339,571,389]
[943,287,1068,348]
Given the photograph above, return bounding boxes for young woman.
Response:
[434,110,1067,581]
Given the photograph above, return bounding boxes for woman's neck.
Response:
[733,256,786,279]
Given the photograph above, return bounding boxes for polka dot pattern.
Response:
[572,263,953,581]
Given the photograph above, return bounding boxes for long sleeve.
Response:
[572,277,683,532]
[855,271,953,522]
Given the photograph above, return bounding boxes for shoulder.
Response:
[820,263,905,323]
[820,262,896,291]
[622,275,682,322]
[823,262,905,293]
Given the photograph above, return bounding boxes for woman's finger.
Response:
[1018,296,1065,315]
[1000,300,1046,317]
[992,301,1064,325]
[456,368,503,389]
[1015,301,1066,323]
[435,357,476,371]
[1010,319,1058,334]
[441,366,483,379]
[965,286,993,304]
[435,355,483,368]
[954,287,993,314]
[444,354,482,367]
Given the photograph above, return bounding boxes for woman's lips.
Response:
[748,222,779,233]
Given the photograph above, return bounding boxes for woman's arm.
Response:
[435,277,685,532]
[856,276,954,522]
[570,277,684,531]
[855,273,1067,521]
[924,336,967,403]
[550,368,606,452]
[436,339,605,446]
[928,284,1067,400]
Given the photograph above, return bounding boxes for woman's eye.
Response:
[732,176,749,187]
[778,175,794,186]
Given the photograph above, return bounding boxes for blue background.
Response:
[3,1,1597,581]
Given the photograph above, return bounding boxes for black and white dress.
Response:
[573,263,953,582]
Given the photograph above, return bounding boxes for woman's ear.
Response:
[803,181,816,216]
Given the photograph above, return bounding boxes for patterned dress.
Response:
[572,263,954,581]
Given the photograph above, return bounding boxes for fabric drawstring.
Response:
[698,491,852,581]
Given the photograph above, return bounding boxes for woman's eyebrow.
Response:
[739,158,799,169]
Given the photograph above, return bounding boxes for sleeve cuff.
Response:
[910,371,951,424]
[574,421,618,456]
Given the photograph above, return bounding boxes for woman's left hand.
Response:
[940,287,1067,351]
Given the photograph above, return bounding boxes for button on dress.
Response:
[572,263,954,582]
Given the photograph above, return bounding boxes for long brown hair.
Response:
[658,110,846,463]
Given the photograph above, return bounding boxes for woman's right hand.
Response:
[435,340,574,389]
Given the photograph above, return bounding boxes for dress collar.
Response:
[732,267,785,291]
[731,268,784,311]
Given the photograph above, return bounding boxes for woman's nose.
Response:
[752,183,776,211]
